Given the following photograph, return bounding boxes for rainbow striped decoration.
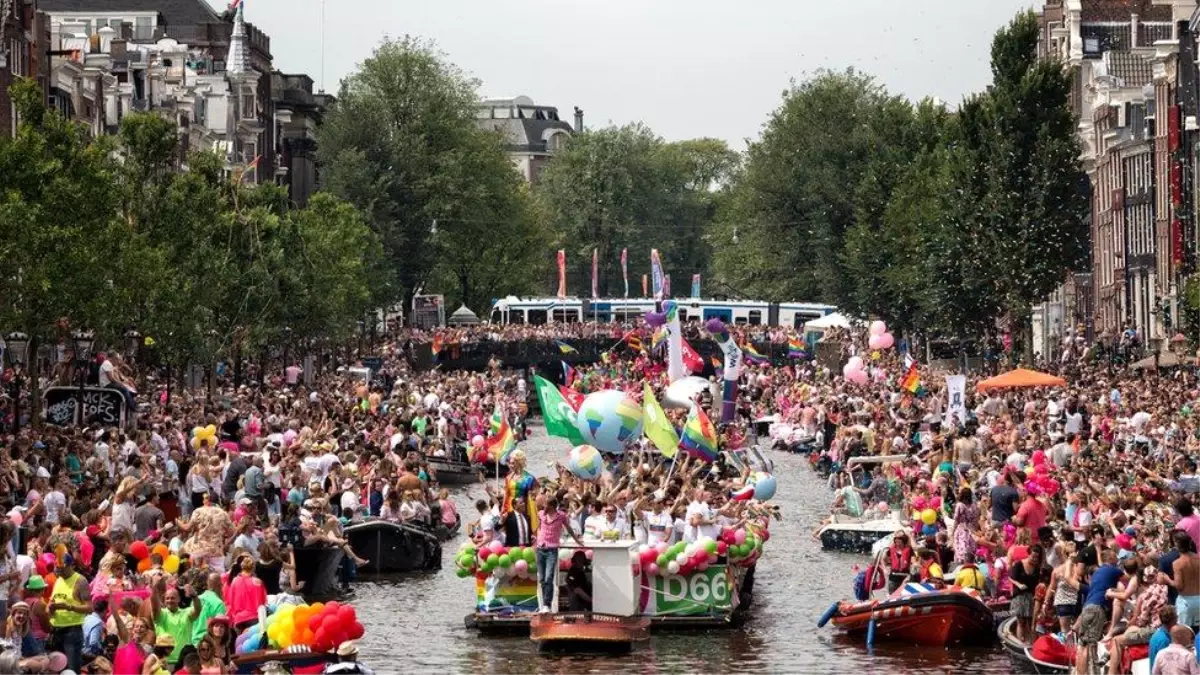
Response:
[742,343,769,364]
[788,337,808,359]
[679,405,719,462]
[476,575,539,612]
[486,415,517,465]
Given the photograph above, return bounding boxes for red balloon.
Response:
[307,613,324,631]
[325,601,341,614]
[347,622,365,640]
[34,558,47,577]
[337,605,357,624]
[130,541,149,560]
[320,614,339,635]
[313,627,330,651]
[716,541,728,555]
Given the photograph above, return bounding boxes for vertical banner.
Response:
[642,275,648,298]
[944,374,966,427]
[556,250,566,299]
[664,274,671,298]
[691,274,701,299]
[621,248,629,298]
[591,248,598,299]
[650,249,665,300]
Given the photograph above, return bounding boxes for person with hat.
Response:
[142,633,175,675]
[322,641,373,675]
[48,552,91,672]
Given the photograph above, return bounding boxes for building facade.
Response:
[1,0,50,137]
[476,95,577,184]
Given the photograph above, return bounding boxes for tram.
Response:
[487,296,837,329]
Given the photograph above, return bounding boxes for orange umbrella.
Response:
[975,368,1066,392]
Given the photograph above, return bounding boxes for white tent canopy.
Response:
[803,312,854,332]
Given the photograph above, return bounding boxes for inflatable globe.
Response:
[574,390,644,454]
[751,472,777,501]
[567,445,604,481]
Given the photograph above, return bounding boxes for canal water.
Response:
[352,432,1010,674]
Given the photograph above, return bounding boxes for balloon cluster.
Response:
[1022,452,1061,496]
[721,526,766,567]
[128,541,181,574]
[842,356,869,386]
[867,321,896,350]
[454,541,536,579]
[191,425,218,450]
[239,601,364,654]
[635,537,721,577]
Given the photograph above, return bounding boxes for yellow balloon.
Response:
[205,424,217,437]
[163,555,180,574]
[911,510,921,521]
[920,508,938,525]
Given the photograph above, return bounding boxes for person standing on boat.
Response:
[535,496,583,614]
[502,498,531,548]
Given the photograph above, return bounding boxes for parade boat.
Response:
[997,617,1071,675]
[290,546,345,598]
[530,612,650,653]
[344,519,442,573]
[427,456,480,485]
[819,582,994,647]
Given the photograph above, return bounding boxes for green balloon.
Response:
[524,549,536,564]
[457,555,474,568]
[456,568,469,578]
[498,554,512,568]
[704,540,718,554]
[656,554,669,567]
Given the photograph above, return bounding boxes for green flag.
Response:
[642,382,679,458]
[533,375,586,445]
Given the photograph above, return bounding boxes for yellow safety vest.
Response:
[48,572,86,628]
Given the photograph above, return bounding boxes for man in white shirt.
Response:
[684,491,718,543]
[42,477,68,525]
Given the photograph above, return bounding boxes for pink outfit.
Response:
[226,574,267,626]
[536,510,570,549]
[113,642,146,675]
[439,499,458,527]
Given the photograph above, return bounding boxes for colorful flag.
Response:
[533,375,586,445]
[742,342,769,364]
[663,274,671,297]
[591,248,598,300]
[430,335,444,360]
[625,332,644,353]
[229,0,243,9]
[641,383,679,459]
[650,326,667,352]
[691,274,701,299]
[558,384,584,411]
[681,339,704,374]
[621,248,628,298]
[901,363,923,394]
[788,337,809,359]
[650,249,664,299]
[486,413,517,464]
[642,274,648,298]
[679,405,719,462]
[488,404,504,436]
[554,340,577,354]
[562,361,577,387]
[556,250,566,299]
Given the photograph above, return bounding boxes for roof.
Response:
[1102,50,1153,87]
[1081,0,1170,22]
[477,117,573,154]
[38,0,222,29]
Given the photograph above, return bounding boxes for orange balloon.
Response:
[137,558,152,573]
[152,544,169,560]
[42,573,56,589]
[301,628,315,645]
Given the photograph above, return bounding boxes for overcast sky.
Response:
[224,0,1034,148]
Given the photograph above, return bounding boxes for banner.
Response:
[945,374,967,427]
[642,274,648,298]
[650,249,665,300]
[533,375,586,445]
[621,248,628,298]
[591,248,598,299]
[664,274,671,298]
[640,565,733,615]
[556,250,566,299]
[642,383,679,458]
[691,273,701,299]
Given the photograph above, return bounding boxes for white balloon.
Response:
[667,561,680,575]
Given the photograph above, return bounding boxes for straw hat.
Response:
[336,641,359,657]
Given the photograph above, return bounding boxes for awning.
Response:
[975,368,1066,392]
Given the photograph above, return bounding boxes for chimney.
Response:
[574,106,584,133]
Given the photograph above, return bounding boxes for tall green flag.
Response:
[642,382,679,458]
[533,375,586,445]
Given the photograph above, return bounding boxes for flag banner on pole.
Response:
[533,375,586,445]
[621,248,629,298]
[625,332,644,353]
[642,383,679,458]
[742,343,769,364]
[556,250,566,299]
[591,248,598,299]
[562,361,577,387]
[485,408,517,464]
[680,339,704,373]
[691,274,701,299]
[650,326,667,352]
[787,337,808,359]
[558,384,584,411]
[679,404,718,462]
[642,274,648,298]
[663,274,671,297]
[554,340,577,354]
[651,249,665,300]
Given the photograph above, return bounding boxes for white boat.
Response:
[817,515,906,554]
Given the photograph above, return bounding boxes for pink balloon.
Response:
[7,511,21,527]
[930,496,942,509]
[488,541,505,554]
[848,369,869,386]
[647,563,660,576]
[847,356,865,372]
[734,529,747,545]
[471,435,485,448]
[869,320,887,336]
[513,559,529,575]
[879,333,894,349]
[912,496,927,510]
[868,334,885,350]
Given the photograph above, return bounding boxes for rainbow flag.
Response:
[900,364,924,395]
[650,326,667,351]
[625,332,644,353]
[488,404,504,436]
[562,361,577,387]
[476,574,538,612]
[679,405,719,462]
[486,416,517,464]
[742,343,769,364]
[788,337,808,359]
[554,340,577,354]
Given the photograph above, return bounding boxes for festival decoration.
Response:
[750,472,777,501]
[645,300,684,382]
[130,541,149,560]
[705,318,743,424]
[244,600,365,653]
[573,390,644,454]
[641,383,680,458]
[566,444,603,481]
[679,404,719,462]
[191,424,218,449]
[869,320,887,336]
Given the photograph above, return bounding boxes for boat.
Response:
[473,458,509,479]
[820,582,994,647]
[530,612,650,652]
[344,519,442,573]
[1007,625,1151,675]
[816,515,906,554]
[232,646,335,675]
[427,456,480,485]
[290,546,344,598]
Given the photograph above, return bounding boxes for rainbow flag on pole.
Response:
[742,343,769,365]
[486,415,517,464]
[900,363,925,396]
[788,337,808,359]
[679,405,719,462]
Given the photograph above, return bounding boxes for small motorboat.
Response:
[998,616,1071,674]
[816,516,906,554]
[820,582,994,647]
[530,612,650,652]
[473,458,510,479]
[427,457,480,485]
[290,546,344,598]
[344,519,442,573]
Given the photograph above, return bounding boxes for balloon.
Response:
[868,334,885,350]
[929,496,942,510]
[566,444,604,481]
[921,508,938,525]
[666,561,680,575]
[752,472,777,501]
[163,555,180,574]
[734,529,747,545]
[488,541,505,554]
[847,369,869,386]
[572,390,644,454]
[471,435,485,449]
[6,511,22,527]
[42,573,55,591]
[869,320,887,336]
[656,554,668,567]
[137,558,152,573]
[498,554,512,568]
[348,622,365,640]
[646,563,660,576]
[878,332,895,349]
[486,553,499,567]
[130,541,149,560]
[513,559,529,575]
[912,496,927,510]
[152,544,169,560]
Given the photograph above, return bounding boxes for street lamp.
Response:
[123,328,141,362]
[4,332,28,432]
[71,329,95,426]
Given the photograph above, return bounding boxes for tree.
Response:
[318,37,542,313]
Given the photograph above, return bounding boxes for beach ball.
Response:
[567,445,604,481]
[751,472,777,501]
[573,390,643,454]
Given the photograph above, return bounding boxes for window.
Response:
[793,314,806,329]
[527,309,547,325]
[509,310,525,325]
[551,309,578,323]
[134,16,152,40]
[678,308,689,322]
[1083,37,1100,54]
[490,310,502,324]
[241,92,256,119]
[748,310,763,326]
